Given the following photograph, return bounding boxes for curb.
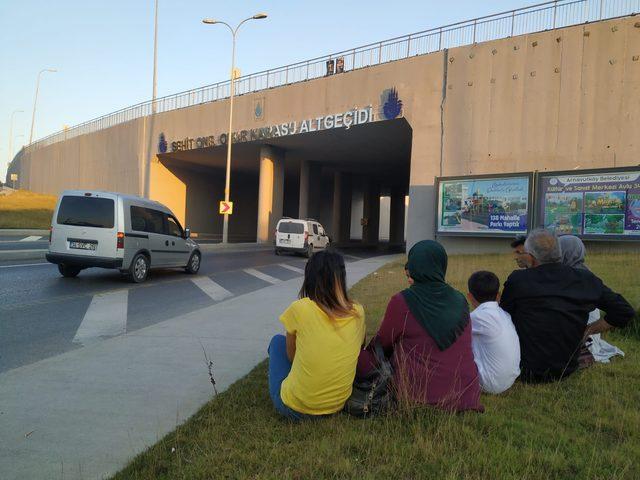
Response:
[198,243,273,254]
[0,229,49,236]
[0,249,47,261]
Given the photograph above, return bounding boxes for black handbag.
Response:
[343,341,394,418]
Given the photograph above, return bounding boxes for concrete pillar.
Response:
[298,160,310,219]
[389,188,406,245]
[339,174,353,244]
[362,179,380,245]
[331,171,342,242]
[257,146,284,243]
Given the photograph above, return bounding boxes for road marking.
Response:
[73,290,128,345]
[278,263,305,274]
[0,262,50,269]
[342,254,363,261]
[19,236,43,242]
[244,268,282,284]
[191,276,234,302]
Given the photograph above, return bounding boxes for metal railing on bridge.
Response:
[24,0,639,154]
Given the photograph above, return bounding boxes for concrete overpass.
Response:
[10,1,640,249]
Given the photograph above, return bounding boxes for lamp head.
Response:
[252,13,267,19]
[202,18,218,24]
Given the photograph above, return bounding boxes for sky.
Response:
[0,0,542,179]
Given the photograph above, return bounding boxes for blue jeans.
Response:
[268,334,313,421]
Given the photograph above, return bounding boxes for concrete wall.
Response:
[441,18,640,176]
[18,16,640,249]
[19,117,147,196]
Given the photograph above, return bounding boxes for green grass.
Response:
[0,189,56,229]
[113,251,640,480]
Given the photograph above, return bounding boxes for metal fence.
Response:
[24,0,640,154]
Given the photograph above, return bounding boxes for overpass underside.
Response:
[158,119,412,246]
[156,118,412,246]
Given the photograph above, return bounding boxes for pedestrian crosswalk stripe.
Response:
[243,268,282,285]
[278,263,305,274]
[191,276,234,302]
[19,236,43,242]
[73,290,128,345]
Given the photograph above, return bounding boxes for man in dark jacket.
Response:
[500,229,634,383]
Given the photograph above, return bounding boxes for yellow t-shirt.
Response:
[279,297,365,415]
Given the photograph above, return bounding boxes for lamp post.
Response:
[152,0,159,114]
[12,134,25,156]
[7,109,23,174]
[202,13,268,244]
[9,135,23,189]
[29,68,57,144]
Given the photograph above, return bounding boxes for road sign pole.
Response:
[222,32,237,245]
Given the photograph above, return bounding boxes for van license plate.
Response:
[70,241,97,251]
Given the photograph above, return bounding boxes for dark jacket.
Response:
[500,263,634,382]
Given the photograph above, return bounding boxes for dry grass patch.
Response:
[0,190,56,228]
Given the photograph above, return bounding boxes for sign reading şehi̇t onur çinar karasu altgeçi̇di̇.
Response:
[162,106,376,153]
[157,87,405,154]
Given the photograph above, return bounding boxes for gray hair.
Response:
[524,228,561,264]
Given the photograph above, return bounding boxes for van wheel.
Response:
[129,253,149,283]
[305,244,313,258]
[58,264,81,278]
[185,251,201,274]
[275,249,281,256]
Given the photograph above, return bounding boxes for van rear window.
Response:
[56,196,114,229]
[278,221,304,234]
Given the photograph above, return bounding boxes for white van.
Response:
[275,218,330,257]
[46,190,201,282]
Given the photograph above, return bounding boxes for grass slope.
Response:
[0,190,56,229]
[114,251,640,480]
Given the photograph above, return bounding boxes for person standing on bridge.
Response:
[268,250,365,421]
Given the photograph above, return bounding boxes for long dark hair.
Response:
[299,249,358,319]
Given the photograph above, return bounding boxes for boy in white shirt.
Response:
[467,271,521,394]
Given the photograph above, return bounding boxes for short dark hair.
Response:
[510,235,527,248]
[468,271,500,304]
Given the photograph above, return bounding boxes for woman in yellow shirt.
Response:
[268,250,365,420]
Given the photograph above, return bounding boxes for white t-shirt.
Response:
[470,301,521,394]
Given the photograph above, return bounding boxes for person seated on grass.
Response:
[559,234,625,365]
[268,249,365,421]
[500,228,634,383]
[467,271,521,394]
[511,235,531,269]
[357,240,483,412]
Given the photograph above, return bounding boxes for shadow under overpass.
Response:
[156,118,412,247]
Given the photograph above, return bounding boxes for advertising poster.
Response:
[437,176,530,235]
[538,169,640,238]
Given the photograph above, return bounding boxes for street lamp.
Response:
[7,109,23,173]
[12,134,25,157]
[152,0,159,114]
[202,13,268,244]
[29,68,57,144]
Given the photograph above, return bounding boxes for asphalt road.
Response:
[0,247,379,375]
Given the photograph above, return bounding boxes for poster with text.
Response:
[538,170,640,238]
[437,176,530,235]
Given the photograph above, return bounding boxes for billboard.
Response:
[436,174,532,236]
[537,167,640,238]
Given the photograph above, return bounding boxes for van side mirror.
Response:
[184,227,191,239]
